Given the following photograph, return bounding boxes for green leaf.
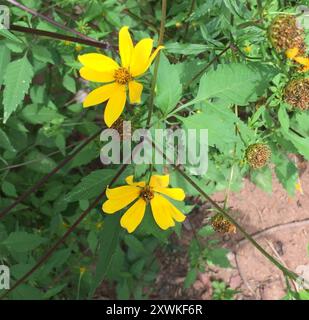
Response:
[284,130,309,160]
[184,268,197,288]
[124,235,145,254]
[165,42,212,55]
[272,153,298,196]
[2,231,46,253]
[196,63,276,106]
[198,225,215,237]
[155,54,182,114]
[250,166,273,193]
[207,248,230,268]
[278,104,290,131]
[0,43,11,86]
[2,55,34,122]
[180,103,240,152]
[0,30,23,43]
[0,127,16,152]
[89,215,121,297]
[31,45,54,64]
[10,284,44,300]
[64,169,115,202]
[22,104,62,124]
[63,74,76,93]
[1,181,17,197]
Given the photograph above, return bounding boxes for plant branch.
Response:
[9,25,111,49]
[6,0,110,47]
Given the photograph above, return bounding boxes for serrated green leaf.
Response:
[196,63,276,106]
[2,55,34,122]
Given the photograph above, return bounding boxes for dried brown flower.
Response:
[246,143,271,169]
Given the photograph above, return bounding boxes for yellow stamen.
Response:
[114,67,132,85]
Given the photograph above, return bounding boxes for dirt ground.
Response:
[153,160,309,300]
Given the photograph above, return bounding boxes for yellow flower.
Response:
[78,26,164,127]
[294,56,309,72]
[286,47,299,59]
[75,44,83,52]
[285,47,309,72]
[244,45,252,53]
[79,267,86,275]
[102,174,186,233]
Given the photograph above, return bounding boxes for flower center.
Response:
[114,67,132,85]
[140,186,154,203]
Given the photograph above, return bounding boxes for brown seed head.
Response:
[246,143,271,169]
[269,15,306,54]
[284,78,309,111]
[211,214,237,235]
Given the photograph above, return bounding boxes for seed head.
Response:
[269,15,306,54]
[211,214,236,235]
[284,78,309,111]
[246,143,271,169]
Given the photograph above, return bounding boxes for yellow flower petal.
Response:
[119,26,134,68]
[149,175,169,188]
[286,47,299,59]
[83,83,117,108]
[106,185,140,199]
[169,203,186,223]
[125,175,146,187]
[104,84,127,127]
[80,67,115,83]
[154,187,185,201]
[148,45,164,67]
[130,38,153,77]
[154,193,186,223]
[150,194,175,230]
[102,189,140,214]
[129,81,143,104]
[78,53,119,72]
[294,56,309,66]
[301,65,309,72]
[120,198,146,233]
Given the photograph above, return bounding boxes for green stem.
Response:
[146,0,167,128]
